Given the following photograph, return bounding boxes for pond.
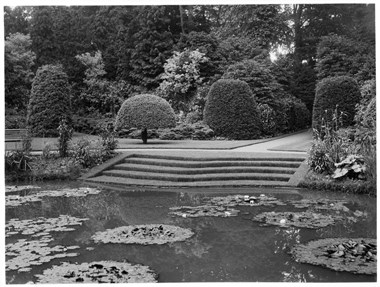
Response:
[5,181,377,283]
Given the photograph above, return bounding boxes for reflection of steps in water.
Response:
[83,153,307,187]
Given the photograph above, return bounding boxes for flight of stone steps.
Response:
[83,152,307,187]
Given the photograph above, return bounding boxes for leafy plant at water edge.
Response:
[333,155,366,180]
[5,151,32,173]
[98,122,118,159]
[69,138,96,168]
[308,107,355,174]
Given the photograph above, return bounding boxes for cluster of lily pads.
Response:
[6,185,41,193]
[6,238,80,273]
[168,193,376,275]
[6,187,101,207]
[6,215,89,238]
[34,261,158,283]
[252,211,341,229]
[92,224,194,245]
[5,215,89,273]
[169,194,284,218]
[291,238,377,275]
[169,205,240,218]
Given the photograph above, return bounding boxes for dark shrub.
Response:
[312,76,361,132]
[203,79,261,140]
[115,94,176,143]
[287,98,311,131]
[27,64,71,137]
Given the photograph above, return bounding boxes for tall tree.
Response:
[4,6,32,38]
[29,6,57,67]
[5,33,36,110]
[127,6,182,90]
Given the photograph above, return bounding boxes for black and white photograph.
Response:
[2,1,377,284]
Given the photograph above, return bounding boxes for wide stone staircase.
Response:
[83,152,307,187]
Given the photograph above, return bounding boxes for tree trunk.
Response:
[141,128,148,144]
[293,4,304,68]
[179,6,186,34]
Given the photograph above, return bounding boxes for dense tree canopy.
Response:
[4,4,375,129]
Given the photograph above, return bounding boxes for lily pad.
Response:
[6,185,41,193]
[92,224,194,245]
[6,239,80,272]
[289,198,350,212]
[169,205,240,218]
[34,261,158,283]
[6,187,101,207]
[252,211,342,229]
[206,194,286,207]
[6,215,89,238]
[290,238,376,275]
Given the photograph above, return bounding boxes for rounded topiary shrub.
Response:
[312,76,361,131]
[115,94,176,143]
[203,79,261,140]
[27,64,71,137]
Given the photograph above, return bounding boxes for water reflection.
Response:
[5,182,377,283]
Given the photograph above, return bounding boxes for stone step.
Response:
[85,175,292,187]
[131,153,305,162]
[112,163,296,175]
[124,157,301,168]
[101,169,291,182]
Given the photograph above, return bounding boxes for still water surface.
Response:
[5,181,377,283]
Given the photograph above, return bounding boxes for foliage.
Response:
[299,171,376,196]
[29,6,57,67]
[157,49,208,113]
[29,157,81,181]
[176,31,222,82]
[286,98,311,131]
[315,34,375,84]
[5,151,32,176]
[69,138,110,169]
[217,36,266,68]
[57,118,74,158]
[257,104,277,136]
[308,109,355,174]
[114,94,176,131]
[308,138,335,174]
[126,6,181,90]
[27,64,72,137]
[159,122,214,140]
[204,79,261,140]
[75,50,130,115]
[312,76,361,132]
[5,109,27,129]
[333,155,366,180]
[5,33,36,110]
[354,79,376,148]
[212,5,291,49]
[290,62,317,112]
[4,6,32,37]
[98,122,118,159]
[222,59,280,105]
